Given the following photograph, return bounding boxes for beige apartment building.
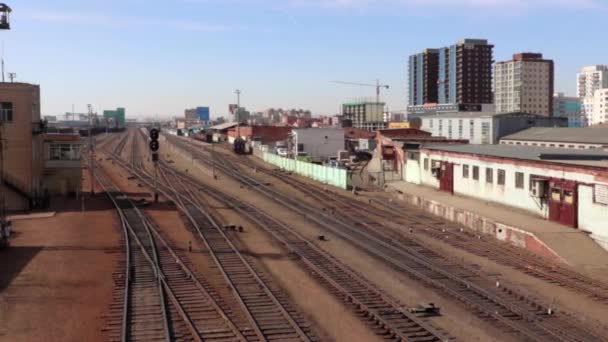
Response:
[495,53,554,116]
[0,82,45,210]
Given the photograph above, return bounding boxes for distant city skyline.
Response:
[8,0,608,118]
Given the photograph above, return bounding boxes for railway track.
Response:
[166,135,608,342]
[97,140,253,341]
[233,151,608,306]
[105,129,317,342]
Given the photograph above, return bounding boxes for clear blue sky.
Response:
[7,0,608,118]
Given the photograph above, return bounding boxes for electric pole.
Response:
[88,104,95,196]
[234,89,242,138]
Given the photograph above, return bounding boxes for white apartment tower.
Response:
[577,65,608,98]
[495,53,554,116]
[577,65,608,125]
[591,89,608,125]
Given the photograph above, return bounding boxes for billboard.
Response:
[196,106,210,121]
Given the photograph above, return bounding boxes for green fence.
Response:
[262,152,349,189]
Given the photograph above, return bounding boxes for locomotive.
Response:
[233,137,251,155]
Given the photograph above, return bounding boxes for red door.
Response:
[548,179,578,228]
[439,162,454,194]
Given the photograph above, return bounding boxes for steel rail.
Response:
[163,162,450,342]
[168,136,605,342]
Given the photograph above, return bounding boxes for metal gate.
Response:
[548,179,578,228]
[439,162,454,194]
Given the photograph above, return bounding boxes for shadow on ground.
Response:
[0,246,43,292]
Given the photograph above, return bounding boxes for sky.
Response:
[6,0,608,119]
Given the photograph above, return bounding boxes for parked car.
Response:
[277,147,288,157]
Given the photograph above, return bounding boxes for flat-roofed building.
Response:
[405,143,608,249]
[499,127,608,149]
[0,82,45,210]
[495,53,554,116]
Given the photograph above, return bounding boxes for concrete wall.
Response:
[262,152,348,189]
[417,150,605,218]
[421,117,493,144]
[0,83,44,209]
[578,184,608,249]
[293,128,344,161]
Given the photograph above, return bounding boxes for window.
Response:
[0,102,12,122]
[424,158,429,170]
[497,169,505,185]
[486,168,493,183]
[49,143,81,161]
[463,164,469,178]
[472,166,479,180]
[515,172,524,189]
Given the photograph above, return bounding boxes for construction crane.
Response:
[331,79,389,104]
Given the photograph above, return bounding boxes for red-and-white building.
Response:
[405,144,608,249]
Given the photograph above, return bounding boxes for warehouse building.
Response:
[405,144,608,249]
[420,112,567,144]
[499,127,608,150]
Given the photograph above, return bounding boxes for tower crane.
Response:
[331,79,389,104]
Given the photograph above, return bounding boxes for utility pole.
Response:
[235,89,241,138]
[88,104,95,196]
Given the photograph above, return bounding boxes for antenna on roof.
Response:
[7,72,14,82]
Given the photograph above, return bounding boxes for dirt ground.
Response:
[0,172,120,342]
[163,138,515,341]
[97,136,381,342]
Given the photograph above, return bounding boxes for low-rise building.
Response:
[405,144,608,249]
[553,93,584,127]
[499,127,608,149]
[227,125,292,147]
[420,112,567,144]
[42,133,82,196]
[290,127,345,161]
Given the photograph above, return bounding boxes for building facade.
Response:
[577,65,608,125]
[438,39,494,105]
[408,49,439,106]
[0,82,45,210]
[553,93,584,127]
[405,144,608,250]
[103,107,125,127]
[420,112,568,144]
[591,89,608,126]
[290,127,345,162]
[341,101,386,131]
[495,53,554,116]
[577,65,608,98]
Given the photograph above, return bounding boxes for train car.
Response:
[233,137,251,155]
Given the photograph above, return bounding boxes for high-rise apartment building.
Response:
[438,39,494,105]
[577,65,608,124]
[342,101,386,131]
[408,49,439,106]
[591,89,608,125]
[577,65,608,98]
[495,53,554,116]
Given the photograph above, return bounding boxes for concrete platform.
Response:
[386,181,608,273]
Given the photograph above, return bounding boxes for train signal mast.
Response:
[149,128,160,203]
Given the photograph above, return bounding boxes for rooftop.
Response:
[420,111,549,119]
[421,144,608,168]
[209,122,242,130]
[501,127,608,145]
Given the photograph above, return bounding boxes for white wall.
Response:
[420,117,493,144]
[405,159,421,184]
[293,128,344,161]
[578,185,608,239]
[418,150,601,219]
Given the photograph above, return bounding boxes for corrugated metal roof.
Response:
[501,127,608,144]
[421,144,608,168]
